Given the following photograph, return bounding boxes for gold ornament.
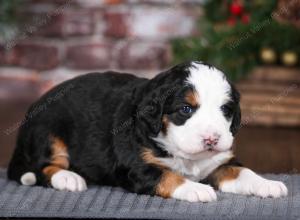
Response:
[281,51,298,66]
[260,48,276,64]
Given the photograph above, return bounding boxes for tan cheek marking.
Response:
[156,170,185,198]
[185,90,199,107]
[216,167,241,188]
[141,148,168,169]
[161,115,169,135]
[42,135,70,181]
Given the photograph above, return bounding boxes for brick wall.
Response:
[0,0,202,94]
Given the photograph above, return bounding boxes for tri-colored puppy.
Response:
[8,61,287,202]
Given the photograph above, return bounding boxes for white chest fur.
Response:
[158,151,233,182]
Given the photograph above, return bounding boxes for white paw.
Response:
[51,170,87,192]
[250,179,288,198]
[220,168,288,198]
[21,172,37,186]
[172,179,217,202]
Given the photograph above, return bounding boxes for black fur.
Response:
[228,83,241,135]
[7,61,241,196]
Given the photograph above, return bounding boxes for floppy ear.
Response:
[230,104,241,135]
[230,84,241,136]
[134,63,189,137]
[136,84,171,137]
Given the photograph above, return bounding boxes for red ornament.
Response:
[241,13,250,24]
[230,2,243,16]
[227,16,237,26]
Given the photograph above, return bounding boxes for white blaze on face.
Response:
[154,62,234,160]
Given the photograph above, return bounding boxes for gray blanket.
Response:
[0,169,299,219]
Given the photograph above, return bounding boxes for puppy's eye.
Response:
[221,104,233,117]
[180,105,193,115]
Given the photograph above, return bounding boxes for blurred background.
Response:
[0,0,299,173]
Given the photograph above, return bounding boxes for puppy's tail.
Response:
[20,172,37,186]
[7,147,37,186]
[8,162,37,186]
[7,160,37,186]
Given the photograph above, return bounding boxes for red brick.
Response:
[7,43,60,70]
[128,0,202,4]
[104,11,129,38]
[63,10,95,36]
[0,45,5,65]
[117,41,171,70]
[28,0,72,4]
[32,13,65,37]
[66,43,112,69]
[105,0,123,4]
[28,0,122,7]
[21,9,95,37]
[74,0,123,7]
[128,7,199,39]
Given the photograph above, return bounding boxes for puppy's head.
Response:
[138,61,241,160]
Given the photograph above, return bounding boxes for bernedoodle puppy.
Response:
[8,61,288,202]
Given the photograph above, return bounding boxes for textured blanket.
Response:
[0,169,299,219]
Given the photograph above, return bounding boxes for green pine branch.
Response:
[172,0,300,81]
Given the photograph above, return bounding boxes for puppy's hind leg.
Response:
[42,135,87,192]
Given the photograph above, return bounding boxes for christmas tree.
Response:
[0,0,20,41]
[172,0,300,81]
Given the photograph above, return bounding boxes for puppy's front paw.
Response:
[251,179,288,198]
[172,180,217,202]
[51,170,87,192]
[220,168,288,198]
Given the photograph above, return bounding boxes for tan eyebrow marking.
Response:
[185,90,199,107]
